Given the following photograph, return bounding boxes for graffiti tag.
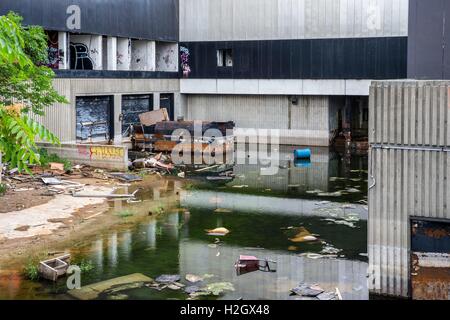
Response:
[180,46,191,78]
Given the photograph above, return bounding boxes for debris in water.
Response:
[346,188,360,193]
[320,245,342,255]
[155,274,181,283]
[323,218,357,228]
[214,208,232,213]
[317,291,338,300]
[203,282,235,296]
[291,283,324,297]
[205,227,230,236]
[167,284,181,290]
[232,185,248,188]
[317,191,343,197]
[288,227,318,243]
[185,274,204,283]
[306,189,323,194]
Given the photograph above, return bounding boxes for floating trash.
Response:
[155,274,181,283]
[288,227,318,243]
[205,227,230,236]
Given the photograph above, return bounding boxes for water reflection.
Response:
[0,147,370,300]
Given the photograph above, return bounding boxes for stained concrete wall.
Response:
[32,78,179,143]
[180,0,409,41]
[184,94,335,146]
[156,42,178,72]
[117,38,132,71]
[368,80,450,298]
[131,40,156,71]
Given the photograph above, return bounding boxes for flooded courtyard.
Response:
[0,146,370,300]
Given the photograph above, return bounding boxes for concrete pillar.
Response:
[113,94,122,145]
[153,93,161,110]
[117,38,131,71]
[174,92,186,120]
[58,31,68,69]
[107,36,117,70]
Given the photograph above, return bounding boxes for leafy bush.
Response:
[38,148,72,171]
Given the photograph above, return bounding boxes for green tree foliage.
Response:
[0,12,67,172]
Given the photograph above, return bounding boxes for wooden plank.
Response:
[139,108,169,126]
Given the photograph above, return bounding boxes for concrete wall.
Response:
[184,94,334,146]
[117,38,132,71]
[38,143,128,171]
[131,40,156,71]
[32,78,179,143]
[180,79,373,96]
[180,0,409,41]
[368,80,450,298]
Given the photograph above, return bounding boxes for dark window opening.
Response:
[76,96,113,142]
[217,49,233,67]
[160,93,174,121]
[121,94,153,134]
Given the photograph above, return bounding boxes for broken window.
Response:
[122,94,153,134]
[217,49,233,67]
[76,96,113,142]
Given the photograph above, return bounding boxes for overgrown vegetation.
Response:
[115,210,135,218]
[75,259,94,273]
[38,148,72,171]
[0,183,6,196]
[0,12,67,174]
[23,261,40,281]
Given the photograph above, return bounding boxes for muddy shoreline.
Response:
[0,175,183,270]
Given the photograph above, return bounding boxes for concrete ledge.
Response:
[234,128,330,147]
[181,79,372,96]
[38,143,128,171]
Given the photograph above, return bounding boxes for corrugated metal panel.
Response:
[180,0,409,41]
[370,81,450,147]
[368,148,449,297]
[31,78,179,143]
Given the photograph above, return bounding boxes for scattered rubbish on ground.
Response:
[108,173,143,182]
[205,227,230,236]
[320,244,342,255]
[38,253,71,282]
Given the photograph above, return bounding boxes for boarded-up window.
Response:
[122,94,153,134]
[76,96,113,142]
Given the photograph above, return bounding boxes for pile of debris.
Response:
[127,108,235,155]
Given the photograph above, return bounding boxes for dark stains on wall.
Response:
[180,37,408,80]
[0,0,178,41]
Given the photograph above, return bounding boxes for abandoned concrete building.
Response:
[0,0,449,300]
[1,0,409,147]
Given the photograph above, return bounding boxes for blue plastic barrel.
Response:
[294,148,311,159]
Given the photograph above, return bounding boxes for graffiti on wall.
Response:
[70,42,94,70]
[46,31,63,69]
[76,145,125,161]
[180,46,191,77]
